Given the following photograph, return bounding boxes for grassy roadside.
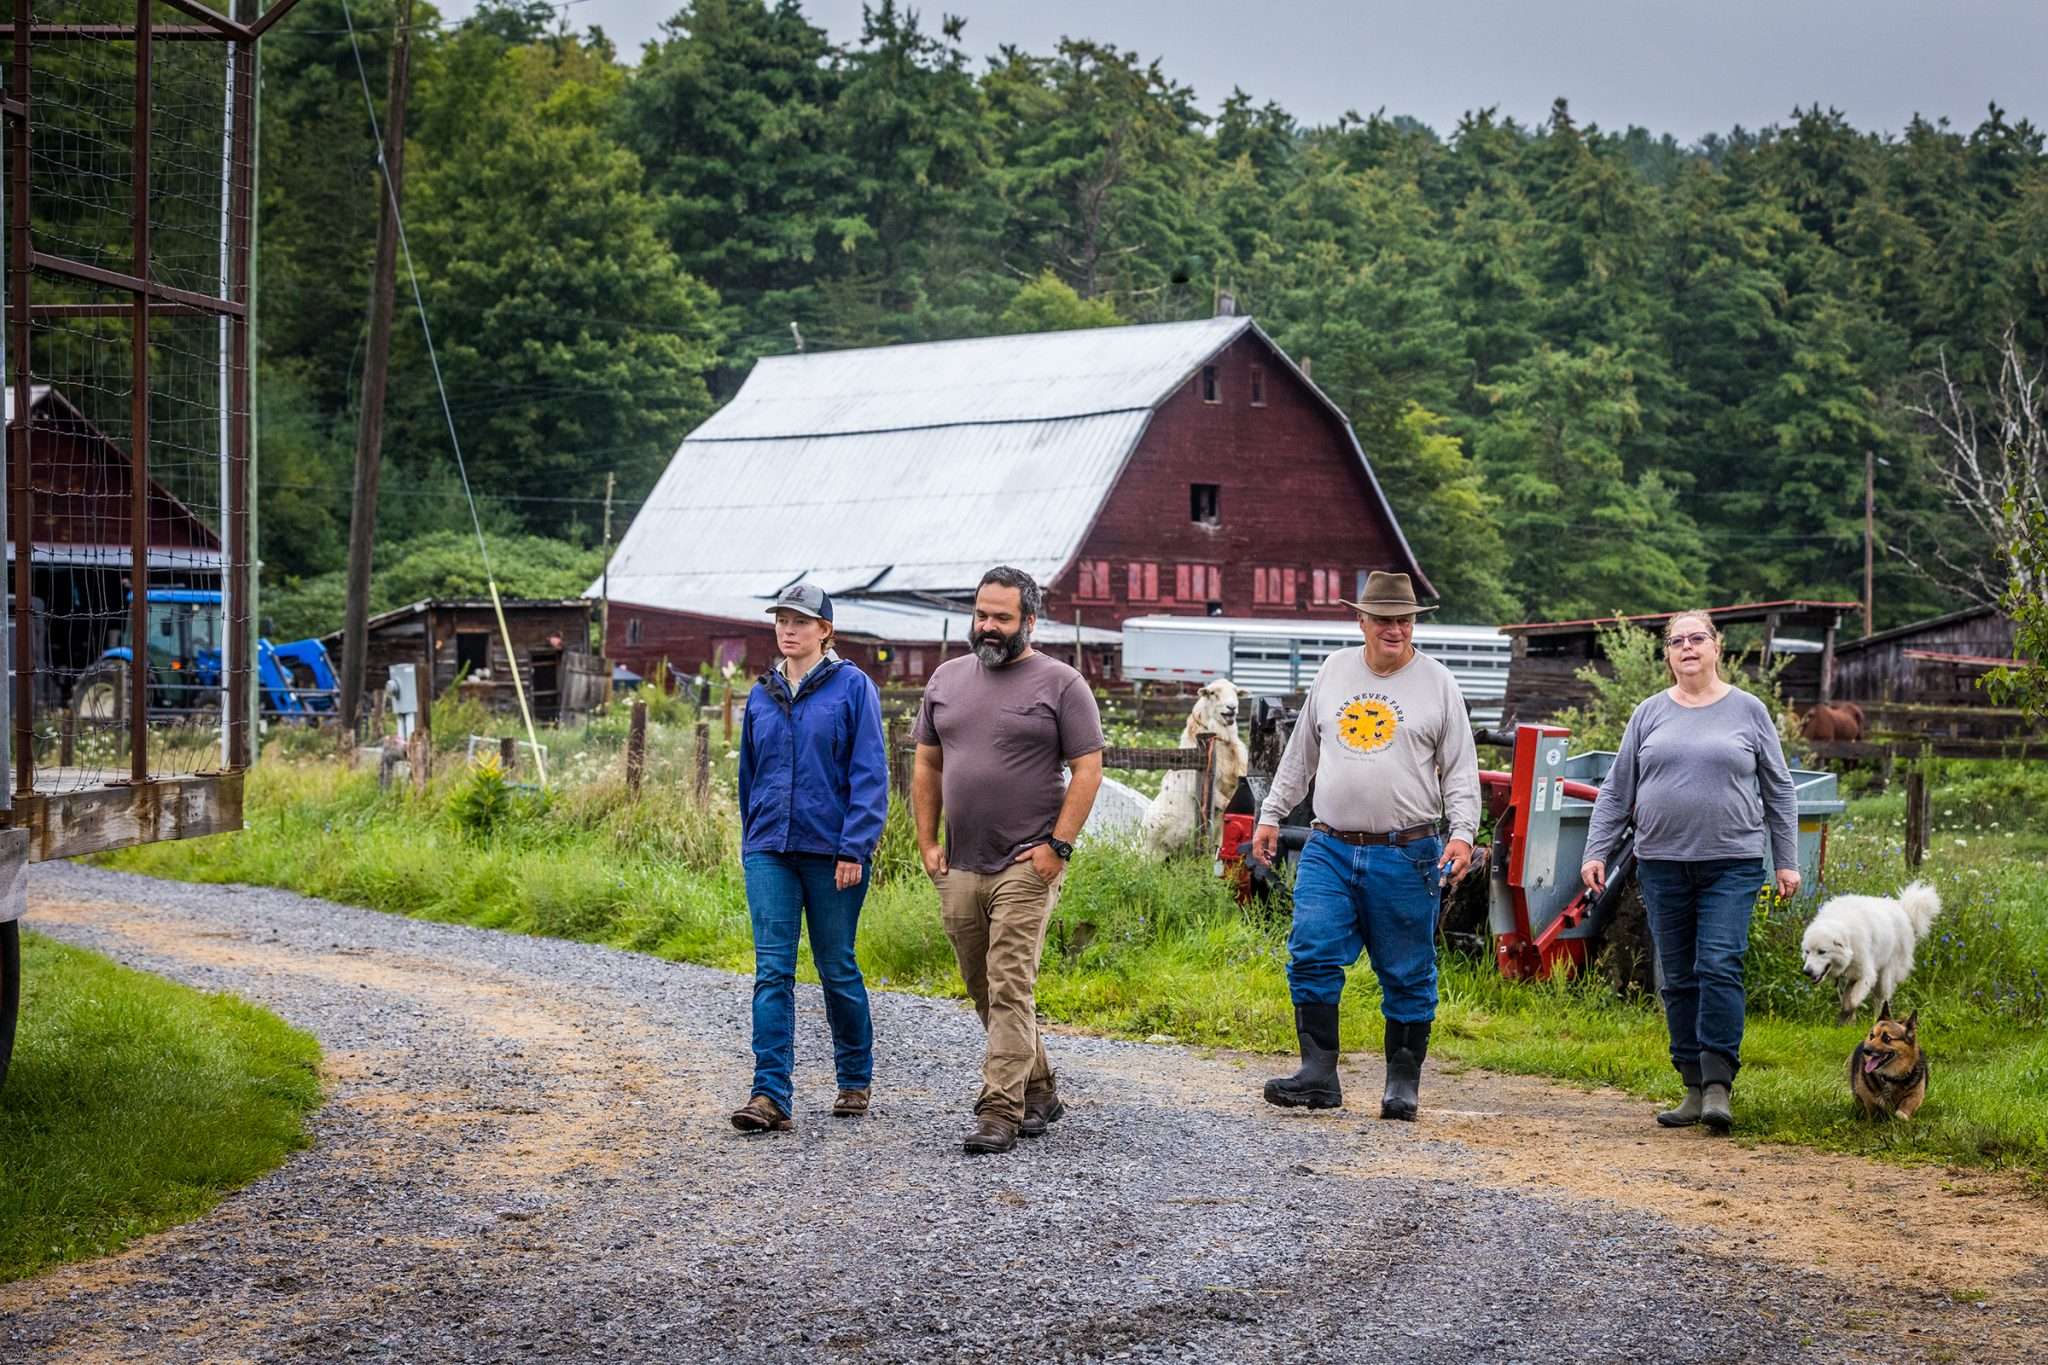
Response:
[101,746,2048,1178]
[0,933,323,1282]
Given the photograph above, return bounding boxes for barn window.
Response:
[1254,566,1292,607]
[1174,563,1191,600]
[1250,365,1266,406]
[455,631,490,675]
[1190,483,1220,525]
[1311,569,1344,606]
[1127,561,1160,602]
[908,649,925,677]
[625,616,643,645]
[1075,559,1112,601]
[1200,365,1219,403]
[714,638,747,670]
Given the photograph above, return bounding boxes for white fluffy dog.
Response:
[1800,881,1943,1022]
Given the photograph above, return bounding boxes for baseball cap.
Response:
[765,582,833,623]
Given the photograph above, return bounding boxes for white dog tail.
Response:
[1898,881,1943,935]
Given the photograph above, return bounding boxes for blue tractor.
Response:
[72,588,339,722]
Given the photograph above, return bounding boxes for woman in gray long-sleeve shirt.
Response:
[1580,610,1801,1136]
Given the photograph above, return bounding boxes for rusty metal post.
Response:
[1195,732,1217,852]
[127,0,153,784]
[224,36,254,769]
[694,719,710,807]
[625,698,647,795]
[499,734,516,776]
[9,0,34,797]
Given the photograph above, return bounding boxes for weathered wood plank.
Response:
[7,773,244,863]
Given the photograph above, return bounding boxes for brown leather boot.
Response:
[832,1088,870,1118]
[730,1095,792,1132]
[1020,1091,1065,1138]
[962,1114,1019,1154]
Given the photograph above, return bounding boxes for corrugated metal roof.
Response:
[692,317,1252,440]
[659,593,1122,646]
[601,410,1151,605]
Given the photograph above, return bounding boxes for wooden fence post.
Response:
[722,684,735,743]
[694,719,711,807]
[407,729,431,796]
[1195,732,1217,853]
[886,716,906,798]
[625,698,648,795]
[59,709,75,768]
[500,735,517,776]
[1903,768,1930,869]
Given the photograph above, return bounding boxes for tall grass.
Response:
[102,735,2048,1174]
[0,934,322,1282]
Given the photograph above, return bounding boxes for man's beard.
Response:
[973,625,1026,667]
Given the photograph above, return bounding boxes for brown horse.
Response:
[1800,702,1867,743]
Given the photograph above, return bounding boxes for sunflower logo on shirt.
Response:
[1336,692,1402,754]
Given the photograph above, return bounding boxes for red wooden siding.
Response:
[1043,332,1416,629]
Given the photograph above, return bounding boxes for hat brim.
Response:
[1334,598,1440,616]
[764,603,828,621]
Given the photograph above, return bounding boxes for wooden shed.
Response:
[323,598,598,723]
[1499,599,1859,725]
[1829,605,2023,704]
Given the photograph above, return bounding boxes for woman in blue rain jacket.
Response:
[729,584,890,1133]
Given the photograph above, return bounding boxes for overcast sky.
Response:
[436,0,2045,141]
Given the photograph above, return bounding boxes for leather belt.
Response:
[1311,821,1439,847]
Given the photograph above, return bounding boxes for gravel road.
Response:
[3,862,2036,1364]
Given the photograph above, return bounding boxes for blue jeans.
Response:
[743,852,873,1112]
[1285,832,1443,1022]
[1636,857,1763,1088]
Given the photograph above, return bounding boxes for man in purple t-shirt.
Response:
[913,567,1105,1155]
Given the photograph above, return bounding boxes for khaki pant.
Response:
[935,861,1064,1125]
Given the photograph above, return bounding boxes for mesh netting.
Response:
[6,5,251,793]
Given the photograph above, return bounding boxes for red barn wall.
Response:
[1041,332,1418,631]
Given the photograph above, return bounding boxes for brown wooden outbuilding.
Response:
[1828,605,2024,704]
[321,598,597,722]
[1499,599,1860,725]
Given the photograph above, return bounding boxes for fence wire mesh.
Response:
[6,4,251,794]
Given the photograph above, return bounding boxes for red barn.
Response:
[600,315,1428,683]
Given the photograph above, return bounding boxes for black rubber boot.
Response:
[1698,1053,1736,1135]
[1379,1019,1430,1122]
[1263,1003,1343,1109]
[1657,1063,1704,1128]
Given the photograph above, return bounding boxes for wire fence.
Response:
[6,3,254,795]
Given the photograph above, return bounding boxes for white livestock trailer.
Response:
[1118,615,1512,725]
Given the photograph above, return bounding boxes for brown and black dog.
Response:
[1848,1008,1927,1120]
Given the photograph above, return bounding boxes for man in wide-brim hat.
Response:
[1251,571,1480,1121]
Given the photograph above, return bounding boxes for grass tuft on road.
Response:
[101,739,2048,1178]
[0,933,322,1283]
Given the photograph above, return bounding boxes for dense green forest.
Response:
[247,0,2048,632]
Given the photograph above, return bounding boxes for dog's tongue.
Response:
[1863,1052,1885,1074]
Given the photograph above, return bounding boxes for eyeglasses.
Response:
[1665,631,1715,649]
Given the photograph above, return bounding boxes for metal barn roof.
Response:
[599,318,1273,607]
[692,316,1252,439]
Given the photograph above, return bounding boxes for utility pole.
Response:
[1863,448,1875,638]
[339,0,415,735]
[600,470,615,657]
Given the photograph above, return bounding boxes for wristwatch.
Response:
[1047,837,1074,861]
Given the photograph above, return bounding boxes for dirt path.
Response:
[4,863,2043,1363]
